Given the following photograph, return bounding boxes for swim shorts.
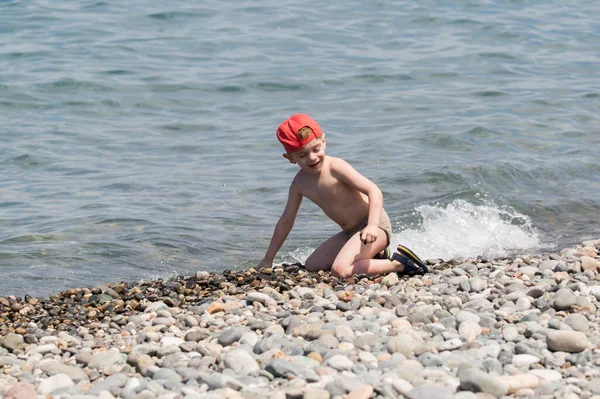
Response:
[344,208,392,246]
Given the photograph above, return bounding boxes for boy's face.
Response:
[284,137,326,173]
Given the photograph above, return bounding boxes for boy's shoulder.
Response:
[328,156,349,167]
[328,156,355,174]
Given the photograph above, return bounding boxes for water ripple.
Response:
[1,0,598,297]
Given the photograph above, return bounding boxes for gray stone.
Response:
[184,329,209,342]
[161,352,188,369]
[470,278,487,292]
[152,367,182,381]
[408,312,432,325]
[2,333,25,352]
[223,349,260,376]
[553,289,577,310]
[482,359,503,374]
[354,332,379,349]
[324,375,364,397]
[539,260,560,271]
[218,326,250,347]
[265,359,305,378]
[457,364,508,397]
[456,310,481,325]
[40,361,89,383]
[394,360,424,384]
[564,313,590,332]
[436,338,462,352]
[526,287,545,298]
[289,355,320,369]
[407,385,454,399]
[0,355,25,368]
[293,323,324,340]
[326,355,354,371]
[459,279,471,292]
[88,348,125,370]
[318,334,339,349]
[335,325,355,343]
[87,373,129,395]
[285,315,302,335]
[296,287,315,299]
[387,331,423,357]
[502,325,520,342]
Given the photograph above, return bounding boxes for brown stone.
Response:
[307,352,323,363]
[345,384,374,399]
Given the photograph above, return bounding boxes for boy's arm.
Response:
[330,158,384,243]
[257,183,303,268]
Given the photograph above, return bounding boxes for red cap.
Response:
[276,114,323,154]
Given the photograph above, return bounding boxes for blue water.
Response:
[1,0,599,297]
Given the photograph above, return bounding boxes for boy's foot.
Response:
[391,244,428,276]
[373,247,391,260]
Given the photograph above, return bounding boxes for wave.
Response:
[393,199,541,261]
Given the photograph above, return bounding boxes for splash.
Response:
[393,199,541,261]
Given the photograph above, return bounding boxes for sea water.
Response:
[1,0,599,297]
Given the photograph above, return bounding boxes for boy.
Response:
[256,114,428,278]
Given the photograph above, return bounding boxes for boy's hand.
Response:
[360,225,379,245]
[257,257,274,270]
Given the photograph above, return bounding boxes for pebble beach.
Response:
[2,239,600,399]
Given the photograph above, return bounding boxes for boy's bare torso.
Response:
[292,156,370,231]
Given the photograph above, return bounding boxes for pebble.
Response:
[37,373,74,395]
[512,354,540,367]
[0,239,599,399]
[458,320,482,342]
[458,363,508,397]
[546,330,590,352]
[345,384,374,399]
[498,374,540,394]
[564,313,590,332]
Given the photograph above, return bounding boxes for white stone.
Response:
[160,336,184,347]
[512,354,540,367]
[37,373,74,395]
[530,369,562,382]
[458,320,482,342]
[515,297,531,311]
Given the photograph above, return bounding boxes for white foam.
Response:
[288,246,314,265]
[392,199,541,261]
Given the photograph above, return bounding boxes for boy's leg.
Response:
[304,231,349,272]
[331,228,394,278]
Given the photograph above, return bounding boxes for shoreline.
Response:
[0,239,599,398]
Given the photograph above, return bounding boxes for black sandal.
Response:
[373,246,391,260]
[391,244,428,276]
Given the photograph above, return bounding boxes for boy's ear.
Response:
[283,153,296,164]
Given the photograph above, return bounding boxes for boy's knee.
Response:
[331,262,352,279]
